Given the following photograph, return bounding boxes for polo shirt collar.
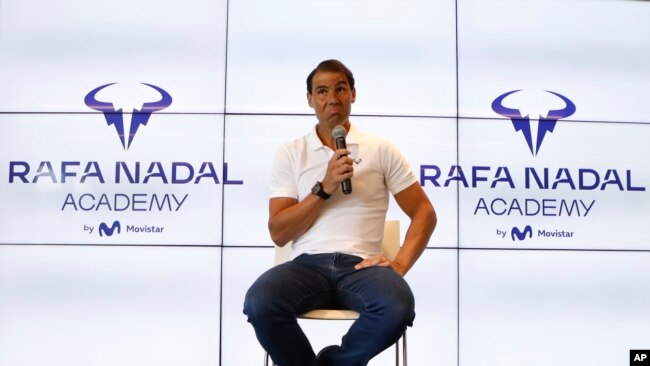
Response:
[307,123,361,151]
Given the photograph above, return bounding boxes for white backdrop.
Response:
[1,0,649,365]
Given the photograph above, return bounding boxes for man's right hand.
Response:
[322,148,353,195]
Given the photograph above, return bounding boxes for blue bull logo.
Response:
[492,90,576,156]
[84,83,172,150]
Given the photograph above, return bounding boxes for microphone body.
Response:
[332,126,352,195]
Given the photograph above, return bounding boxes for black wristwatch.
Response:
[311,181,331,200]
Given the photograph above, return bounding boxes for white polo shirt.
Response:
[270,123,417,259]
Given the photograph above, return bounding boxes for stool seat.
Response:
[298,309,360,320]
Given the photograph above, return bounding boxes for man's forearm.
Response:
[392,201,437,276]
[268,195,326,246]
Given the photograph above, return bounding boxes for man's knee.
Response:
[389,294,415,327]
[243,270,281,322]
[366,268,415,326]
[243,281,264,322]
[243,263,303,321]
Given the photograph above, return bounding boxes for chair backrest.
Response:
[274,220,400,265]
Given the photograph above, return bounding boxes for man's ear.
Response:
[307,92,314,108]
[351,88,356,103]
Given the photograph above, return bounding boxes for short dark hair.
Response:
[306,59,355,94]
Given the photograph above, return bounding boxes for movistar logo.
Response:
[84,83,172,150]
[99,220,121,237]
[492,90,576,156]
[511,225,532,241]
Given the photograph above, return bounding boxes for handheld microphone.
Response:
[332,125,352,195]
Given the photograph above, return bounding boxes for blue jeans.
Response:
[243,253,415,366]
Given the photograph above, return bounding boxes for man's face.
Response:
[307,70,356,129]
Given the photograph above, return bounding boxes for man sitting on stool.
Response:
[243,59,436,366]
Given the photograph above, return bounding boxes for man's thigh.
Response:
[335,266,415,315]
[245,258,335,315]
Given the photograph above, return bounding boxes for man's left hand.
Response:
[354,255,406,276]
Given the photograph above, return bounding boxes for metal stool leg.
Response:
[393,329,408,366]
[402,329,407,366]
[395,334,400,364]
[264,351,276,366]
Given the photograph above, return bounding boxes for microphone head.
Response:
[332,125,347,139]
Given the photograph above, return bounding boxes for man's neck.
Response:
[316,122,350,149]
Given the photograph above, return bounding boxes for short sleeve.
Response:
[269,144,299,199]
[382,140,418,195]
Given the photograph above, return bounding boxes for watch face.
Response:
[311,182,320,194]
[311,181,329,199]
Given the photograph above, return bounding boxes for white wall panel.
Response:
[226,0,457,117]
[223,115,310,246]
[0,114,224,245]
[221,247,274,365]
[397,249,458,366]
[458,0,650,123]
[460,250,650,366]
[458,118,650,249]
[0,0,227,113]
[0,245,221,366]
